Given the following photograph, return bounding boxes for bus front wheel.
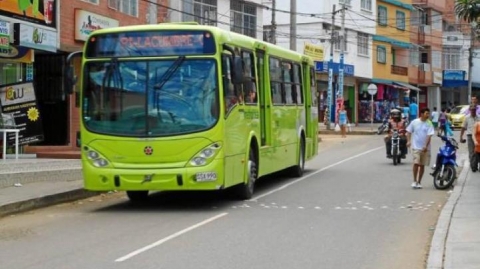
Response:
[126,191,149,202]
[236,149,257,200]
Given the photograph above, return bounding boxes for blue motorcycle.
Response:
[431,135,458,189]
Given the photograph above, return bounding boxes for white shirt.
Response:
[431,111,439,122]
[462,115,479,135]
[406,119,435,150]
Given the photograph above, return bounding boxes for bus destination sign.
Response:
[86,30,216,57]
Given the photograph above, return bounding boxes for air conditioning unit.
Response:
[419,25,431,33]
[419,63,431,71]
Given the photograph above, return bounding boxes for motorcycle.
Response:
[391,129,402,165]
[431,135,458,190]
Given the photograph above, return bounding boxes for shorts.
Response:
[432,122,438,128]
[412,149,431,166]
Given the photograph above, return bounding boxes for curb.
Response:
[0,188,97,218]
[319,131,376,135]
[426,153,469,269]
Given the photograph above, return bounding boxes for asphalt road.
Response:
[0,134,458,269]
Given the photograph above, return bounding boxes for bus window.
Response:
[222,54,239,114]
[269,57,283,105]
[242,51,257,104]
[283,62,294,104]
[293,64,303,104]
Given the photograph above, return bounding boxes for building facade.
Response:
[263,0,376,125]
[0,0,168,158]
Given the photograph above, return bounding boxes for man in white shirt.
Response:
[406,107,435,189]
[431,107,439,132]
[460,105,479,172]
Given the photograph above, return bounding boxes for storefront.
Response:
[314,61,356,124]
[358,80,420,123]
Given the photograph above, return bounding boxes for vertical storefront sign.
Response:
[0,0,57,28]
[0,82,44,145]
[0,20,10,49]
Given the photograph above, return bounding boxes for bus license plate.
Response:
[195,172,217,182]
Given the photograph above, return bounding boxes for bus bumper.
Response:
[82,159,225,191]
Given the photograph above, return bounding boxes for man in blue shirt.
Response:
[409,101,418,122]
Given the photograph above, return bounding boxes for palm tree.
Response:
[455,0,480,23]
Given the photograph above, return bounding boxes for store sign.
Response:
[74,9,119,41]
[0,0,57,29]
[442,70,467,87]
[13,23,57,52]
[0,45,34,63]
[433,71,442,85]
[0,20,10,49]
[0,82,44,145]
[303,43,324,61]
[315,61,355,76]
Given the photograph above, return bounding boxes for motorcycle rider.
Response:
[385,108,408,158]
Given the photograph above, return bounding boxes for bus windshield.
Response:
[83,58,219,137]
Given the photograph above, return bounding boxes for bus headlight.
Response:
[189,142,222,166]
[85,149,110,168]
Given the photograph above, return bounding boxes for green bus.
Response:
[65,23,318,201]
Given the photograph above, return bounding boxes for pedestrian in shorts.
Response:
[406,107,435,189]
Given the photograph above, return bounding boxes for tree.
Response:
[455,0,480,23]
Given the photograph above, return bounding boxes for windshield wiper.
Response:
[153,56,186,118]
[102,58,124,120]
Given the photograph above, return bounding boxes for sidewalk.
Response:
[318,122,378,135]
[427,156,480,269]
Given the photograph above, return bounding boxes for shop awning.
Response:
[392,81,421,91]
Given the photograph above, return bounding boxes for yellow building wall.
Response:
[373,0,412,83]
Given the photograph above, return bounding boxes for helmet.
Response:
[390,108,401,122]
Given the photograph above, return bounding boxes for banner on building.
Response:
[0,0,57,29]
[13,23,57,52]
[0,20,10,50]
[74,9,119,41]
[304,43,324,61]
[442,70,467,87]
[0,82,44,146]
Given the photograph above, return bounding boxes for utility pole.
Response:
[335,3,346,127]
[290,0,296,50]
[271,0,276,44]
[326,4,336,130]
[468,24,475,102]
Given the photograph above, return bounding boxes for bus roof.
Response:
[88,23,313,65]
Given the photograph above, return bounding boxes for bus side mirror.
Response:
[231,56,245,85]
[64,51,83,95]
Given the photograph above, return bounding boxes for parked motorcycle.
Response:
[431,135,458,190]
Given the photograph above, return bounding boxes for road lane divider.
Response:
[115,212,228,262]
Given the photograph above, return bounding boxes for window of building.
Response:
[377,46,386,63]
[231,1,257,38]
[409,48,420,66]
[361,0,372,11]
[431,51,442,69]
[357,32,369,56]
[334,30,347,52]
[108,0,138,16]
[396,11,405,30]
[443,47,461,69]
[82,0,99,4]
[431,10,442,30]
[378,6,387,26]
[194,0,217,26]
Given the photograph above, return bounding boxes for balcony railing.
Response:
[391,65,408,76]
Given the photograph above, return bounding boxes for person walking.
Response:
[406,107,435,189]
[431,106,439,133]
[460,105,479,172]
[338,106,348,138]
[409,100,418,122]
[472,118,480,166]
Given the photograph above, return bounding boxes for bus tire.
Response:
[236,149,257,200]
[289,137,305,177]
[126,191,149,202]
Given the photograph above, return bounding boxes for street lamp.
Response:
[367,83,378,131]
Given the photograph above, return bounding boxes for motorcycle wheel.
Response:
[393,148,398,166]
[433,164,456,190]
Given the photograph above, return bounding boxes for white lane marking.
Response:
[250,146,383,201]
[115,213,228,262]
